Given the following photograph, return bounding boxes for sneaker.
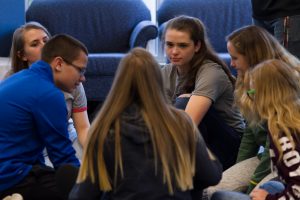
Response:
[2,193,23,200]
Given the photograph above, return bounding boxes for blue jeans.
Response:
[253,15,300,59]
[174,97,242,170]
[211,181,285,200]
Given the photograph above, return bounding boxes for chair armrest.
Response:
[129,21,158,48]
[158,21,168,40]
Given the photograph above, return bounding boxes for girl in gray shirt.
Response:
[161,15,245,170]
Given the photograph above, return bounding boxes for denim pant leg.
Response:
[209,181,284,200]
[201,107,242,170]
[253,15,300,59]
[174,96,189,110]
[211,191,250,200]
[174,97,242,170]
[283,15,300,59]
[259,181,285,195]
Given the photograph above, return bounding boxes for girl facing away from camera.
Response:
[69,48,222,200]
[5,21,90,161]
[212,59,300,200]
[161,15,245,170]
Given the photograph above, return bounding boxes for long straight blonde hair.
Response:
[77,48,198,194]
[250,59,300,160]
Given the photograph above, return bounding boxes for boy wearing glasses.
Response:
[0,34,88,200]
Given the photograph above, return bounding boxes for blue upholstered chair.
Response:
[0,0,25,57]
[157,0,252,75]
[26,0,158,103]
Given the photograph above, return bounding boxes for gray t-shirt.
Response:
[161,60,245,133]
[44,83,87,165]
[63,83,87,141]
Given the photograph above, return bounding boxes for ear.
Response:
[195,41,201,53]
[53,57,63,72]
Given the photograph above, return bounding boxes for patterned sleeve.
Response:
[266,136,300,200]
[72,83,87,113]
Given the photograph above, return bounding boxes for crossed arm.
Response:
[180,94,212,125]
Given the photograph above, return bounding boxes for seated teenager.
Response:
[69,48,222,200]
[0,34,88,200]
[211,59,300,200]
[161,15,245,170]
[205,25,300,200]
[5,22,89,163]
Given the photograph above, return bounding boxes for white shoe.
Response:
[2,193,23,200]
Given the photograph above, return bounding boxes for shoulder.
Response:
[161,63,175,75]
[29,74,65,107]
[195,60,228,83]
[40,86,65,105]
[197,60,224,75]
[19,70,60,98]
[64,83,86,100]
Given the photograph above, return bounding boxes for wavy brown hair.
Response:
[227,25,300,121]
[77,48,198,194]
[9,21,50,73]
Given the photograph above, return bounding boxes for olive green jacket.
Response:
[236,125,271,194]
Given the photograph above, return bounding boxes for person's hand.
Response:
[250,188,269,200]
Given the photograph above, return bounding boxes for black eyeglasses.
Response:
[62,58,86,76]
[247,89,255,100]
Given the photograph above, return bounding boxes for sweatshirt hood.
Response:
[120,104,151,144]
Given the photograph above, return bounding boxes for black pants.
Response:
[174,97,242,170]
[0,165,78,200]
